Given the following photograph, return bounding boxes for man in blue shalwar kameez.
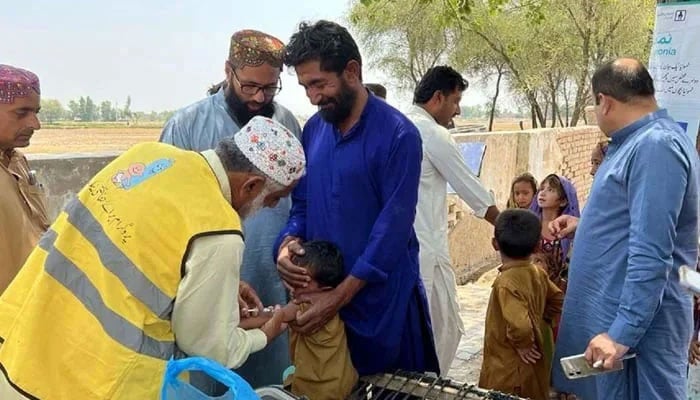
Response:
[550,58,699,400]
[160,29,300,388]
[274,20,440,376]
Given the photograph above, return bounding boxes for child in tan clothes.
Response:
[282,241,358,400]
[479,209,564,400]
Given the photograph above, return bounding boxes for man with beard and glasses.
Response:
[0,117,305,400]
[275,20,440,376]
[0,64,49,296]
[160,29,300,388]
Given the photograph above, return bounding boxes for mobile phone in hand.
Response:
[679,265,700,294]
[560,353,636,379]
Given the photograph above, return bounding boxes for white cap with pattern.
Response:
[234,116,306,186]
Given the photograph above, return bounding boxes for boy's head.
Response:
[590,140,609,176]
[295,240,345,289]
[492,209,541,260]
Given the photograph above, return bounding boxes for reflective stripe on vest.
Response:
[38,228,175,360]
[64,198,174,319]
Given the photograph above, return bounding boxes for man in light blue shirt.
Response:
[160,29,300,389]
[550,58,699,400]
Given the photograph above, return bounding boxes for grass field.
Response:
[23,118,533,154]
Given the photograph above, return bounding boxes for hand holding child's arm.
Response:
[239,314,272,330]
[281,302,300,323]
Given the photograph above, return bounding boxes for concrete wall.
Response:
[26,125,605,282]
[27,152,118,220]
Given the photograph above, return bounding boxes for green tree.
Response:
[100,100,116,121]
[351,0,655,128]
[460,104,485,118]
[78,96,87,120]
[67,100,80,120]
[349,0,455,91]
[40,99,65,123]
[123,95,132,123]
[84,96,97,121]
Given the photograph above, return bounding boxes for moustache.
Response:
[318,98,337,107]
[246,101,267,109]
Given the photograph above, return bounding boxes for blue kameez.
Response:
[552,109,699,400]
[276,95,440,376]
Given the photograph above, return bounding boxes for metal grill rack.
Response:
[255,371,529,400]
[348,371,529,400]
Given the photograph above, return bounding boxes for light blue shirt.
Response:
[160,87,301,388]
[552,109,699,400]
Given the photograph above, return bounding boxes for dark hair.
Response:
[295,241,345,288]
[540,174,568,203]
[494,209,542,259]
[365,83,387,99]
[207,81,225,96]
[284,20,362,78]
[595,140,609,156]
[507,172,538,209]
[592,59,655,104]
[413,66,468,104]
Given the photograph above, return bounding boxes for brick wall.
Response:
[554,129,607,208]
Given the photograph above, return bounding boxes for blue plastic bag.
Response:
[161,357,259,400]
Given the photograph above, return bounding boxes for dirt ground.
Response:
[24,128,162,154]
[22,118,533,155]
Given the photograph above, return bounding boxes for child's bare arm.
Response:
[239,313,272,329]
[281,302,299,323]
[240,303,298,330]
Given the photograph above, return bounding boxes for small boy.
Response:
[478,209,564,400]
[281,241,358,400]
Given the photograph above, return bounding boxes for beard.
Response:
[225,86,275,126]
[238,188,270,221]
[318,78,357,125]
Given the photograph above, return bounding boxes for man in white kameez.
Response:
[406,66,500,374]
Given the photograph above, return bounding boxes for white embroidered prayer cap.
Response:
[234,116,306,186]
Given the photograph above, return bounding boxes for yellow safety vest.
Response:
[0,143,242,399]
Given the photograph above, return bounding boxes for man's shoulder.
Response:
[272,103,302,134]
[636,117,696,158]
[407,112,450,141]
[370,99,420,138]
[272,102,295,121]
[301,113,329,136]
[167,95,219,126]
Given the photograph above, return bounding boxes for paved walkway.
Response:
[444,268,700,400]
[446,268,496,383]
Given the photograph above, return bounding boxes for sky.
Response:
[1,0,489,118]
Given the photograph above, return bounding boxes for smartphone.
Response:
[679,265,700,294]
[560,353,635,380]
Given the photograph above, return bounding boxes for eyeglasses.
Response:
[231,69,282,97]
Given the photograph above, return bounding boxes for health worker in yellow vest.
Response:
[0,115,306,400]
